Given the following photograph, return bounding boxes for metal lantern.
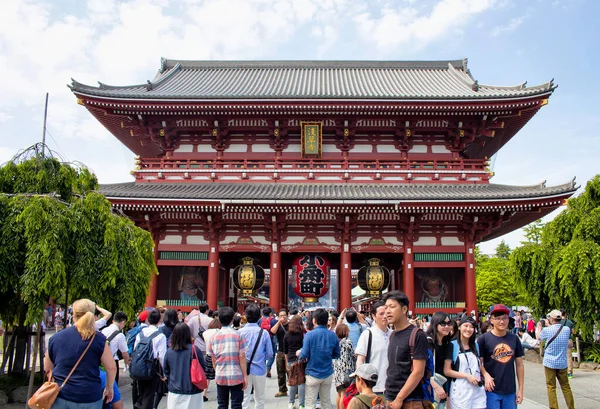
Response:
[232,257,265,296]
[292,254,330,303]
[357,258,390,296]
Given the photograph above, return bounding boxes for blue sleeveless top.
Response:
[48,326,106,403]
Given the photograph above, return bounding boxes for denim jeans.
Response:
[266,335,276,370]
[217,383,244,409]
[486,391,517,409]
[52,397,103,409]
[288,360,306,407]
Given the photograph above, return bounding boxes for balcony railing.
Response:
[139,158,486,172]
[133,158,490,183]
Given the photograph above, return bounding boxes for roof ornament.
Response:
[540,180,547,188]
[147,80,153,91]
[521,81,527,90]
[159,57,168,73]
[570,177,577,189]
[471,80,479,92]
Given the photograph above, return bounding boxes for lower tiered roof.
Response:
[100,181,576,203]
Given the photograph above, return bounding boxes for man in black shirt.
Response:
[383,291,429,409]
[271,308,289,397]
[478,304,524,409]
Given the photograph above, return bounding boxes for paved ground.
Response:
[115,360,600,409]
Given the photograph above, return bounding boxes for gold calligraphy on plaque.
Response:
[300,122,322,157]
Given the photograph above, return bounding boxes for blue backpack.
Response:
[449,339,480,372]
[408,327,435,404]
[129,331,161,380]
[126,324,144,355]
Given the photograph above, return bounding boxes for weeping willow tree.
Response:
[0,144,156,375]
[510,175,600,341]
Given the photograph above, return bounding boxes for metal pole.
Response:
[42,93,49,154]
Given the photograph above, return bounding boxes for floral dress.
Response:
[333,337,356,388]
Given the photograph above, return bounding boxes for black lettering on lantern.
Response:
[298,255,325,296]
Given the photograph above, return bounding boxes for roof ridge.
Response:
[160,58,467,70]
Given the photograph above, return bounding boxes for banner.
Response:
[301,122,322,157]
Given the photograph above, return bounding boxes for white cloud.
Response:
[353,0,496,53]
[490,16,525,37]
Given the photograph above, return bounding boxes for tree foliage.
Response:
[510,175,600,340]
[476,242,528,311]
[0,149,156,326]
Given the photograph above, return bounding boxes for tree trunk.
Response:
[10,302,30,375]
[0,329,16,374]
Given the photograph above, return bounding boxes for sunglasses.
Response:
[438,321,452,327]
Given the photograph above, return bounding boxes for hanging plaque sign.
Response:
[300,122,322,157]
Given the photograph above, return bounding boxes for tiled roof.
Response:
[99,181,576,202]
[70,59,555,101]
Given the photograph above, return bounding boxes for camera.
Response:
[477,380,484,387]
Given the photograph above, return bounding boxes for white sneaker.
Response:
[288,404,295,409]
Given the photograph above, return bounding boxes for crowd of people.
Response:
[41,293,577,409]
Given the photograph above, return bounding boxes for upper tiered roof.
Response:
[70,59,555,101]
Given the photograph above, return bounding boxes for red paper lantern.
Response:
[291,254,330,303]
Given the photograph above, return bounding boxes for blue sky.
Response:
[1,0,598,254]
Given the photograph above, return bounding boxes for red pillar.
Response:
[145,273,159,307]
[145,231,160,307]
[465,242,477,313]
[403,245,415,314]
[339,242,352,310]
[207,236,220,310]
[269,242,281,310]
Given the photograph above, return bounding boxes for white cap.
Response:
[349,363,378,382]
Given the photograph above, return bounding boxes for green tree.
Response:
[0,146,156,374]
[495,240,511,259]
[522,219,544,244]
[510,176,600,340]
[476,243,527,312]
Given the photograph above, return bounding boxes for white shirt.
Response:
[134,325,167,367]
[101,324,127,360]
[95,318,107,331]
[521,332,540,348]
[188,314,210,352]
[354,325,392,393]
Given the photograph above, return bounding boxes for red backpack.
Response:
[260,318,272,332]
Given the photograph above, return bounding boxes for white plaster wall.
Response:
[174,144,194,153]
[441,237,464,246]
[225,144,248,152]
[187,236,210,245]
[160,235,182,244]
[251,144,272,152]
[414,236,437,246]
[431,145,451,154]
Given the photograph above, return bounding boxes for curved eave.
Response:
[71,89,555,104]
[100,182,577,207]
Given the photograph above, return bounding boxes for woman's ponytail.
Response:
[72,299,96,340]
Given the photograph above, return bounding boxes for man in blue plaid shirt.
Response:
[540,310,575,409]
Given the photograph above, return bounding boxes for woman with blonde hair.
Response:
[45,299,116,408]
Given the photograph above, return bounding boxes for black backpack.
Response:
[106,329,124,360]
[130,331,161,380]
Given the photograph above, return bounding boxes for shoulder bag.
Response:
[190,346,208,390]
[246,329,264,375]
[541,322,565,357]
[28,332,96,409]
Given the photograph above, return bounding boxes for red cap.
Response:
[139,310,149,322]
[490,304,510,316]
